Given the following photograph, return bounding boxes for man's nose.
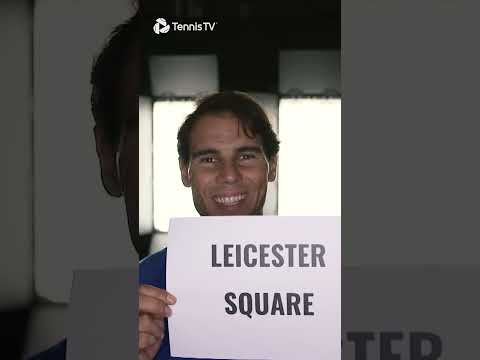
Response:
[217,161,241,184]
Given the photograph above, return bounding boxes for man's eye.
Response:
[200,157,216,163]
[239,153,256,160]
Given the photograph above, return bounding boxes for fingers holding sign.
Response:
[138,285,176,360]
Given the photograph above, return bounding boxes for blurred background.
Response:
[1,0,137,358]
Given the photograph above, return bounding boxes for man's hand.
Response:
[138,284,176,360]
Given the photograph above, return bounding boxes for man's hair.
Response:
[177,91,280,163]
[90,13,140,146]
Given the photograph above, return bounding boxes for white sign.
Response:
[166,216,341,360]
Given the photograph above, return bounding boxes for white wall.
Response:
[34,0,137,303]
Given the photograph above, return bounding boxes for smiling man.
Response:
[178,93,279,216]
[138,92,280,360]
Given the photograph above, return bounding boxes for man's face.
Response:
[180,112,277,216]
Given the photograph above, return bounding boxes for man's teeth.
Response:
[214,194,246,205]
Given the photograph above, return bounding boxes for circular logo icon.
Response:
[153,18,170,34]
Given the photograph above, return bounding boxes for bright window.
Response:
[278,98,341,216]
[153,100,198,232]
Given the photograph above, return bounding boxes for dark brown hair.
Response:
[177,91,280,162]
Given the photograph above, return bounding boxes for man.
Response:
[138,91,279,360]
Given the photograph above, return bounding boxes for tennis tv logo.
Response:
[153,18,170,34]
[153,18,217,35]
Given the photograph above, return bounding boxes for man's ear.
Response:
[179,159,192,187]
[94,126,122,197]
[267,155,278,182]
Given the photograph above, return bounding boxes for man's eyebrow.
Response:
[191,148,220,159]
[236,146,263,153]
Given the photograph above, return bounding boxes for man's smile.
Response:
[213,192,247,206]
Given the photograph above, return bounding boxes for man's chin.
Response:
[208,203,257,216]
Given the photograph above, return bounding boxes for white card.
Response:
[166,216,341,360]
